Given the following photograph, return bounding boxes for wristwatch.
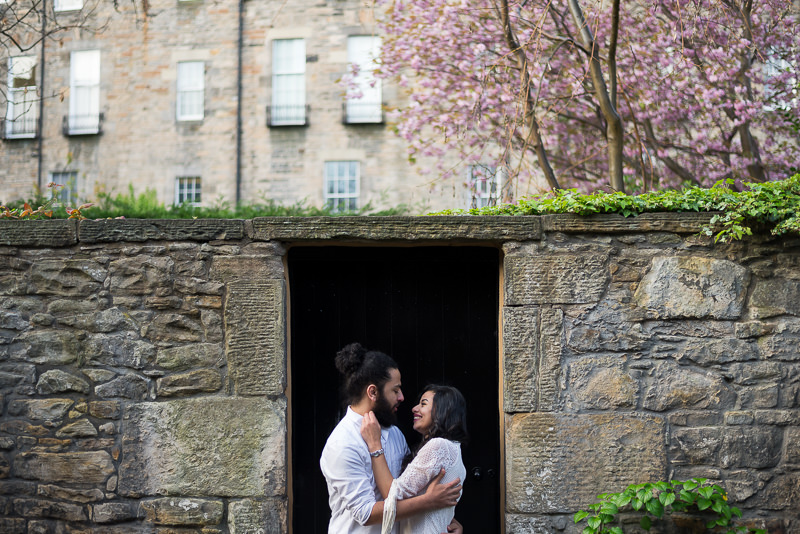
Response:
[369,447,385,458]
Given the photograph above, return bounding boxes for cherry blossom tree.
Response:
[374,0,800,196]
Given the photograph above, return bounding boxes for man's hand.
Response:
[423,469,461,510]
[360,411,383,451]
[446,518,463,533]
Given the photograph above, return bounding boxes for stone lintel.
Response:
[541,212,717,234]
[211,255,285,281]
[252,216,542,242]
[0,220,78,246]
[506,413,666,513]
[505,255,608,305]
[78,219,244,243]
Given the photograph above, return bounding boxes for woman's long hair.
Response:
[418,384,469,447]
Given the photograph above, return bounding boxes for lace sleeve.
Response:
[392,438,459,499]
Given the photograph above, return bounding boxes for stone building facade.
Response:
[0,0,485,213]
[0,215,798,533]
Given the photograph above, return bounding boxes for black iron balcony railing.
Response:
[342,101,385,125]
[62,113,104,136]
[267,104,310,127]
[1,116,39,139]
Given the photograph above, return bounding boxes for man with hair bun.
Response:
[320,343,463,534]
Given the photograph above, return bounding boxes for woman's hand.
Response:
[360,410,383,451]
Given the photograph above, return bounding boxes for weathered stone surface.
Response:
[228,499,286,534]
[224,281,286,396]
[506,413,666,513]
[109,256,174,295]
[15,452,114,484]
[748,277,800,319]
[786,427,800,466]
[672,426,782,469]
[634,256,750,319]
[748,472,800,510]
[567,356,637,410]
[253,216,542,241]
[541,212,715,234]
[36,370,91,394]
[723,362,782,385]
[7,399,73,421]
[119,397,286,497]
[57,308,135,333]
[0,421,49,436]
[88,401,122,420]
[173,277,224,296]
[139,498,223,526]
[83,334,157,369]
[642,362,735,411]
[0,437,14,449]
[156,369,222,397]
[0,310,29,330]
[47,298,100,316]
[143,314,205,343]
[680,338,759,365]
[55,419,98,438]
[156,344,224,371]
[0,518,25,534]
[80,219,245,243]
[0,362,36,392]
[505,255,608,305]
[210,256,284,283]
[84,369,118,383]
[37,484,104,503]
[94,374,150,400]
[14,498,87,521]
[93,502,140,523]
[0,480,36,496]
[29,259,106,296]
[11,330,81,365]
[200,310,223,342]
[0,220,78,246]
[503,307,538,412]
[506,514,576,534]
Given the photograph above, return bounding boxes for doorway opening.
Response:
[288,246,501,532]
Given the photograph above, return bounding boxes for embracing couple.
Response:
[320,342,467,534]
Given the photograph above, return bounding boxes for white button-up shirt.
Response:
[320,406,410,533]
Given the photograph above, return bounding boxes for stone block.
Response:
[7,399,74,421]
[229,499,286,534]
[504,255,608,305]
[0,421,49,436]
[672,426,782,469]
[37,485,104,503]
[55,419,98,438]
[156,369,222,397]
[642,362,734,411]
[139,498,223,526]
[36,370,91,394]
[748,277,800,319]
[94,374,150,400]
[143,314,205,343]
[224,280,286,396]
[210,255,285,282]
[505,413,666,513]
[57,308,135,333]
[11,330,81,365]
[0,310,29,330]
[748,472,800,510]
[109,256,174,295]
[540,212,715,234]
[671,427,723,465]
[93,502,140,523]
[13,498,87,521]
[83,334,157,369]
[566,356,637,410]
[723,362,782,385]
[680,338,759,365]
[79,219,244,243]
[634,256,750,319]
[88,401,123,420]
[14,452,114,485]
[0,362,36,392]
[84,369,118,383]
[0,220,78,247]
[0,518,26,534]
[119,397,286,497]
[156,344,224,371]
[786,427,800,466]
[29,259,106,297]
[502,307,539,412]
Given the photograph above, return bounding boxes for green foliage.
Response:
[432,175,800,243]
[574,479,766,534]
[1,183,92,220]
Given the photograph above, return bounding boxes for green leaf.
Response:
[662,492,676,507]
[640,516,652,530]
[574,511,590,523]
[645,499,664,517]
[697,498,712,510]
[588,517,601,529]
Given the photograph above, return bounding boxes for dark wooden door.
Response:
[289,246,500,533]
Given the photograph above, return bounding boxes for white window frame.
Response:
[467,165,503,209]
[68,50,101,134]
[54,0,83,11]
[271,39,306,125]
[763,49,798,111]
[345,36,382,123]
[324,161,360,213]
[5,56,38,139]
[50,171,79,206]
[176,61,205,121]
[175,176,202,206]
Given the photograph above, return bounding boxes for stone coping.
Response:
[0,213,719,246]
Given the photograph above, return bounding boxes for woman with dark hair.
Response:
[361,384,468,534]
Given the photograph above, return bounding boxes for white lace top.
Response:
[382,437,466,534]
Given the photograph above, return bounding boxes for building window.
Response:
[467,165,503,209]
[67,50,101,134]
[177,61,204,121]
[270,39,306,126]
[54,0,82,11]
[4,56,38,139]
[345,36,382,124]
[175,176,202,206]
[50,172,79,205]
[763,49,798,110]
[324,161,359,212]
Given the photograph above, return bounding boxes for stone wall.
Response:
[1,215,798,533]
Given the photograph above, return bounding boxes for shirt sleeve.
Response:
[392,438,458,500]
[320,439,377,526]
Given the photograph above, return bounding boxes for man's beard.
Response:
[374,391,398,427]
